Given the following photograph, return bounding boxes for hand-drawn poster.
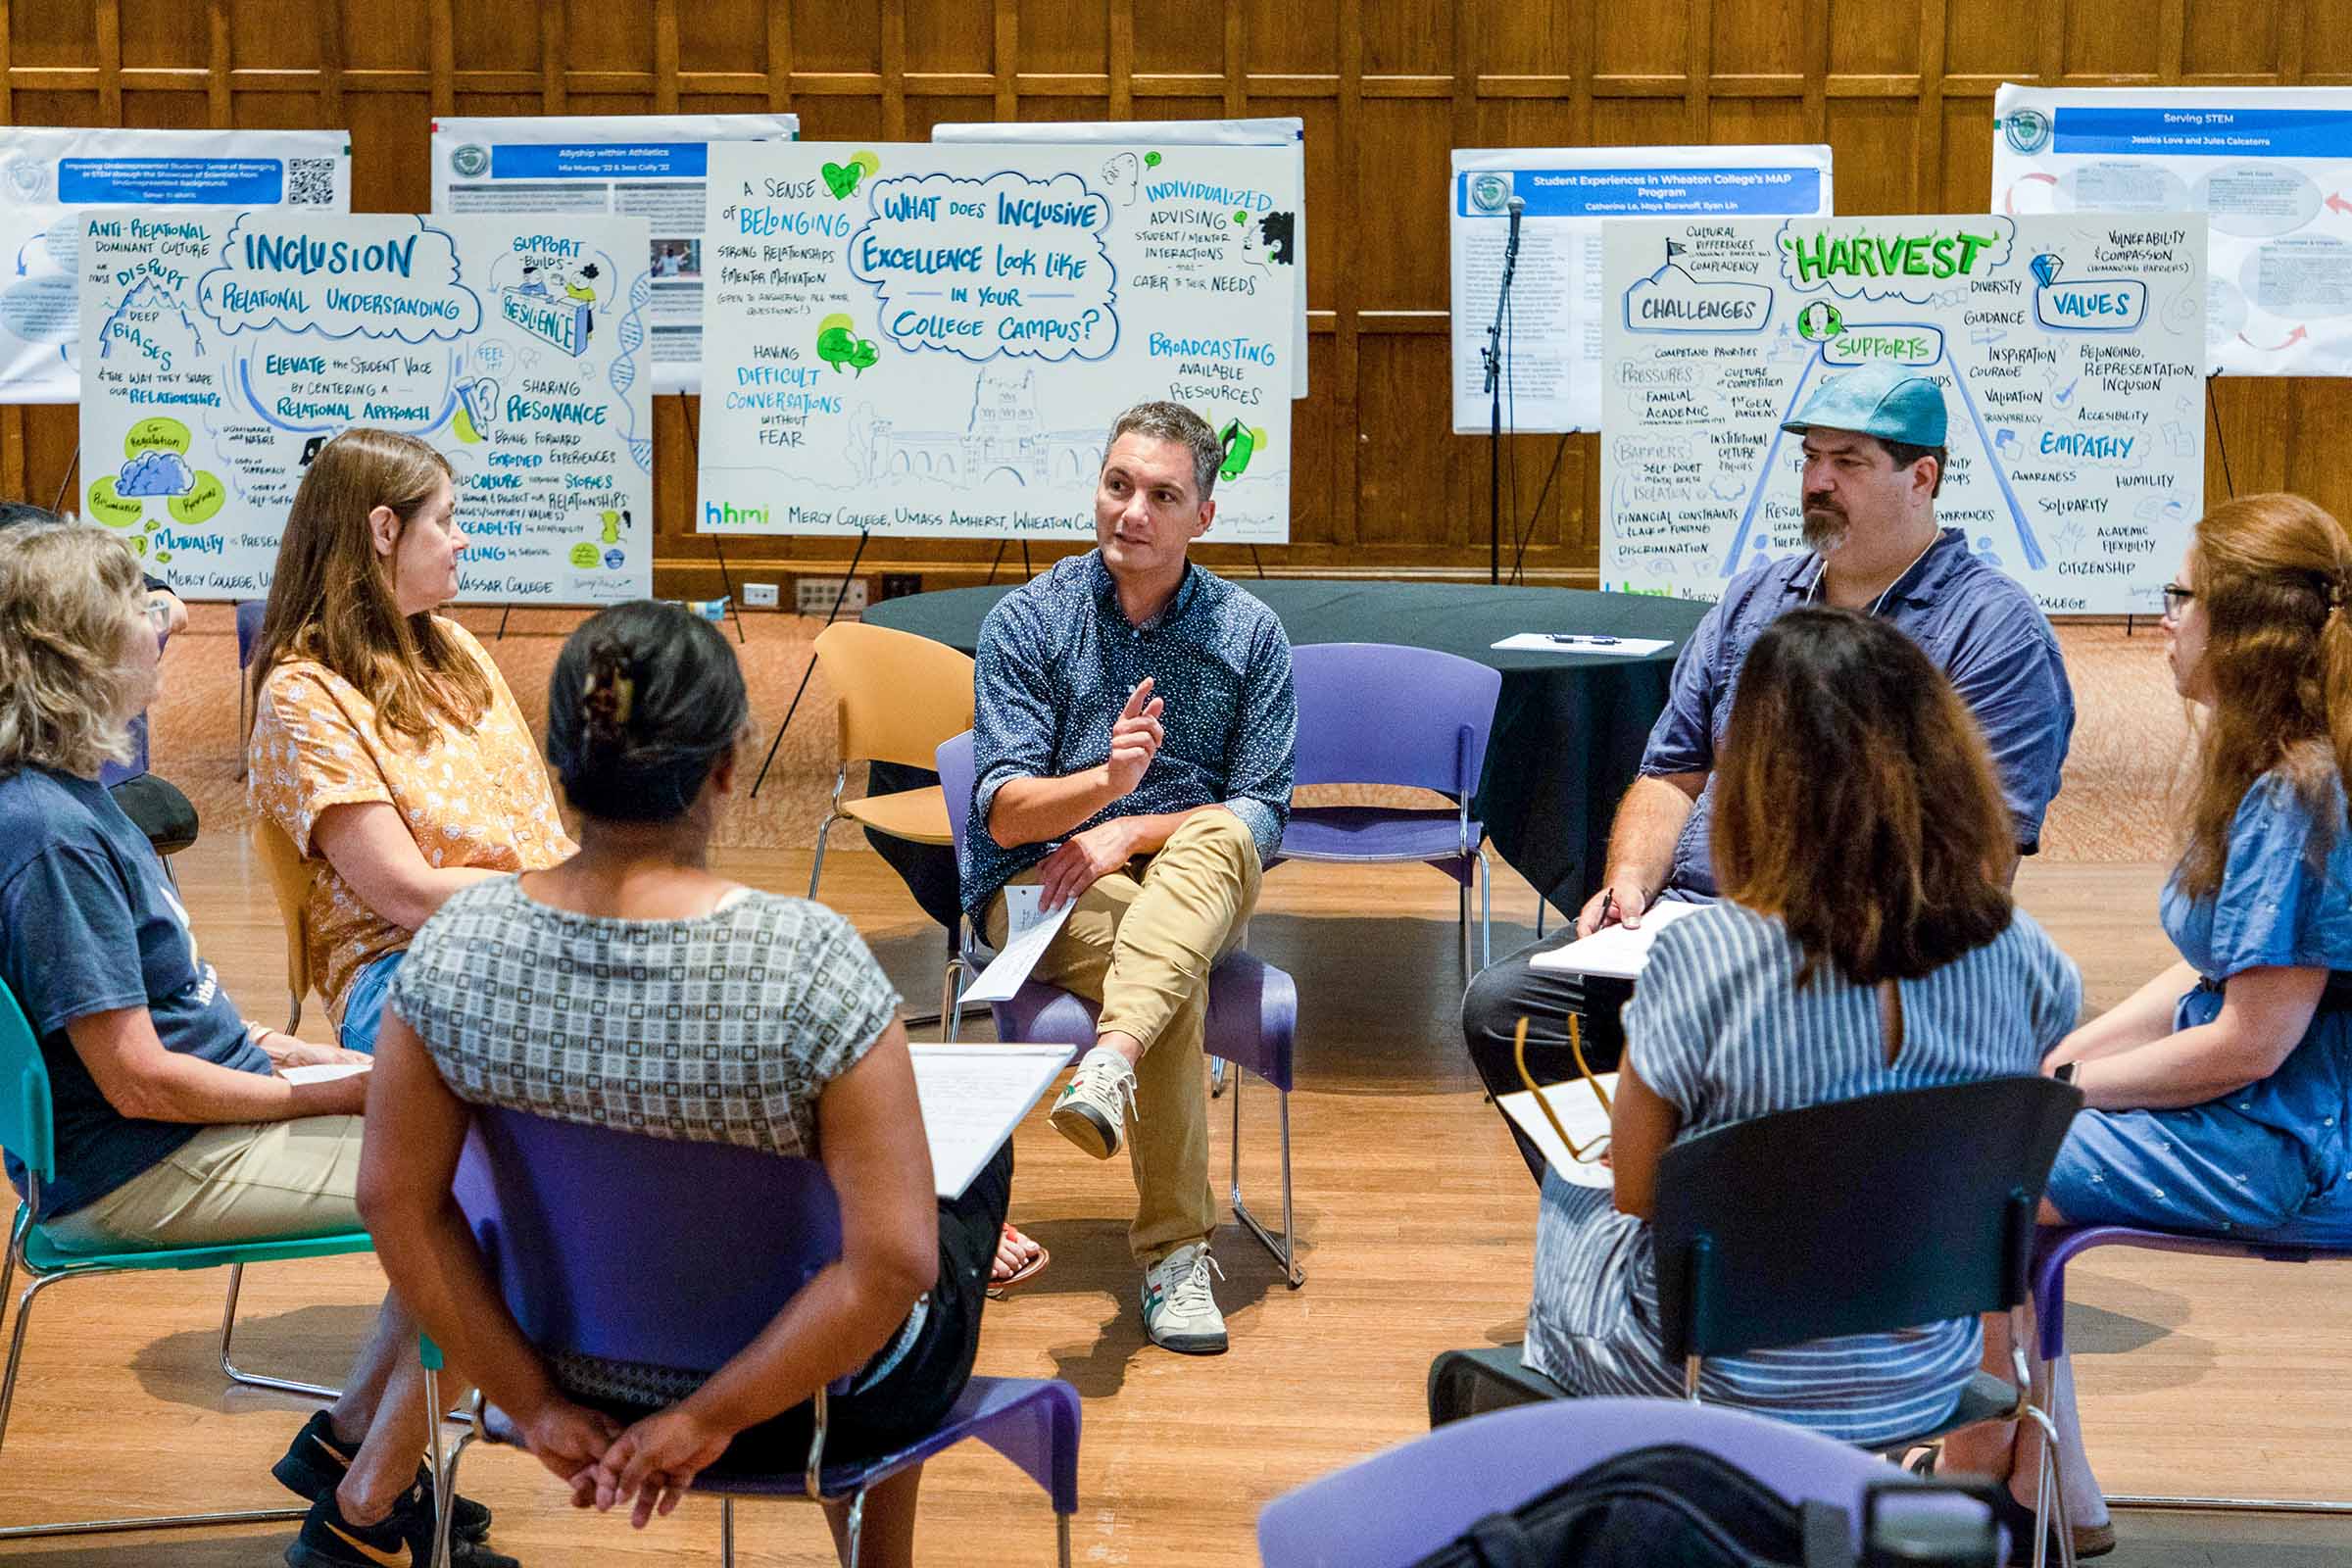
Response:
[1994,83,2352,376]
[1,126,350,404]
[1600,214,2206,614]
[695,140,1298,543]
[936,117,1309,398]
[77,210,653,604]
[1449,144,1834,433]
[432,113,798,394]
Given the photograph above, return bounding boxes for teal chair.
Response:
[0,974,375,1540]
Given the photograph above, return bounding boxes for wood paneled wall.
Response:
[6,0,2352,592]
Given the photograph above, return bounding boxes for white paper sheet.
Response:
[957,885,1075,1004]
[1491,633,1674,657]
[280,1061,372,1084]
[908,1044,1075,1199]
[1528,899,1703,979]
[1496,1073,1618,1189]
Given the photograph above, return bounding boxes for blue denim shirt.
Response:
[961,552,1296,920]
[1644,527,2075,901]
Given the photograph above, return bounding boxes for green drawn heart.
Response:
[821,161,861,199]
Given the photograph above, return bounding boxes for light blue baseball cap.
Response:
[1780,362,1948,447]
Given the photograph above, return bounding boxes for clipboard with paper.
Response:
[1491,1015,1619,1189]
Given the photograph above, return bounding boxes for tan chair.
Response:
[251,817,320,1038]
[807,624,976,1027]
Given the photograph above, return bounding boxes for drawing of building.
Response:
[864,366,1100,487]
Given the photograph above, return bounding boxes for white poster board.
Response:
[1450,145,1834,433]
[76,211,654,605]
[1,127,350,404]
[432,114,798,395]
[696,140,1297,543]
[935,118,1308,399]
[1993,84,2352,377]
[1599,214,2206,615]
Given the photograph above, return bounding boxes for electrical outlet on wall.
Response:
[742,581,780,609]
[796,577,869,616]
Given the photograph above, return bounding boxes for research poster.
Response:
[77,210,654,605]
[1994,84,2352,376]
[936,117,1309,398]
[1,126,350,404]
[1599,214,2206,615]
[432,113,798,394]
[1449,144,1835,433]
[696,140,1298,543]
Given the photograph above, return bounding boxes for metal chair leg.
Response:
[1228,1067,1303,1288]
[721,1495,736,1568]
[1058,1508,1073,1568]
[844,1486,867,1568]
[1477,847,1493,972]
[287,988,303,1037]
[807,809,839,901]
[1209,1055,1227,1098]
[221,1261,342,1399]
[0,1268,308,1539]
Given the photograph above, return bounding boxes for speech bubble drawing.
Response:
[568,542,600,568]
[848,170,1118,363]
[168,471,226,525]
[198,214,482,344]
[124,416,191,458]
[86,476,143,528]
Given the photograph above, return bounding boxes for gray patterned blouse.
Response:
[388,877,902,1159]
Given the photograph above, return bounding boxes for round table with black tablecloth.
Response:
[858,579,1709,918]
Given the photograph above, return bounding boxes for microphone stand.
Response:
[1483,201,1525,585]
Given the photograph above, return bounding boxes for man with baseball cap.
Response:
[1461,362,2076,1166]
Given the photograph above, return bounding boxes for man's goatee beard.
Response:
[1801,511,1848,554]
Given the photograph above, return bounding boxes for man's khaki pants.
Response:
[986,809,1262,1266]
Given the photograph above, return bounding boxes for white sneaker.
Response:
[1141,1243,1228,1355]
[1050,1044,1138,1159]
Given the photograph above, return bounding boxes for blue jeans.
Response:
[338,952,406,1054]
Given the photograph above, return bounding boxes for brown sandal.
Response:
[987,1224,1049,1298]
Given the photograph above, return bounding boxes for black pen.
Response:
[1545,633,1621,646]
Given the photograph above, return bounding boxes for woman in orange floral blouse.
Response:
[246,428,575,1053]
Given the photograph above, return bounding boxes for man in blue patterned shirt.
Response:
[962,400,1295,1355]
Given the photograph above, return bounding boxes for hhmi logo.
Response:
[704,500,768,529]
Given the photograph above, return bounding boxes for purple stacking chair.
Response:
[419,1106,1081,1568]
[235,598,267,780]
[1257,1397,2003,1567]
[1276,643,1502,976]
[937,730,1304,1288]
[2033,1224,2352,1516]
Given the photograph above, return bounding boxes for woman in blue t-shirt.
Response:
[1947,492,2352,1558]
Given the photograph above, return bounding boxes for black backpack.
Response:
[1408,1445,1999,1568]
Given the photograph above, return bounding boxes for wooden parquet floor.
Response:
[0,841,2345,1566]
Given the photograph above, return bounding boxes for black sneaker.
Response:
[273,1409,494,1544]
[285,1482,521,1568]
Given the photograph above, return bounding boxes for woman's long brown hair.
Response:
[245,427,490,746]
[1712,607,2015,987]
[2176,492,2352,901]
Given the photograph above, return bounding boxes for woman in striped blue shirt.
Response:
[1524,607,2081,1447]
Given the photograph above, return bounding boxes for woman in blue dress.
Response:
[1945,491,2352,1557]
[1525,608,2081,1448]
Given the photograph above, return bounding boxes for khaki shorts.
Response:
[41,1116,365,1254]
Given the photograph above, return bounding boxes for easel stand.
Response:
[749,528,870,799]
[680,396,748,644]
[1481,210,1524,586]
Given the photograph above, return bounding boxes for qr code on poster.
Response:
[287,158,337,207]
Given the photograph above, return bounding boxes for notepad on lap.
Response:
[1528,899,1702,979]
[907,1043,1076,1199]
[1496,1073,1618,1189]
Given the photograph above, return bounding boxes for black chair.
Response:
[1433,1079,2083,1559]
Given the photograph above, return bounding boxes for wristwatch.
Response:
[2051,1061,2080,1088]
